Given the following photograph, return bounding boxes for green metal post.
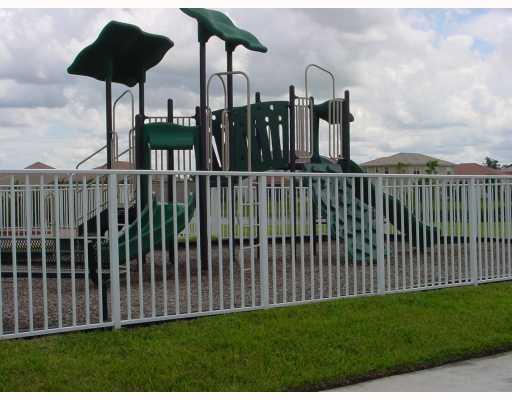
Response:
[199,41,209,273]
[106,78,113,169]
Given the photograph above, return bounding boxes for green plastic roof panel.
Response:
[181,8,267,52]
[67,20,174,87]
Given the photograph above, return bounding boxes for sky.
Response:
[0,8,511,169]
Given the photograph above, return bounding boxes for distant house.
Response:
[498,166,512,175]
[94,161,133,170]
[25,162,55,170]
[360,153,455,175]
[454,163,501,176]
[0,161,55,185]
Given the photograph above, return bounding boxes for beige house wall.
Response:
[362,165,454,175]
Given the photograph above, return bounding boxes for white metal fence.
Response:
[1,169,511,340]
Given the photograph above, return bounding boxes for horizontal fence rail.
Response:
[0,169,511,339]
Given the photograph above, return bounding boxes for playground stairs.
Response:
[0,237,87,271]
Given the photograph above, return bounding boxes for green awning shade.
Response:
[181,8,267,53]
[67,20,174,87]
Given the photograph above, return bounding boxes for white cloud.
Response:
[0,8,511,169]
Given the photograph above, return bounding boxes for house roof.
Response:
[24,161,55,169]
[95,160,133,170]
[497,166,512,175]
[0,162,56,185]
[360,153,455,168]
[454,163,501,176]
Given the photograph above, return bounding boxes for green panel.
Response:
[115,194,196,265]
[213,101,289,172]
[181,8,267,52]
[142,123,199,171]
[143,123,198,151]
[208,113,223,172]
[338,159,437,247]
[67,20,173,87]
[314,100,355,123]
[305,158,438,262]
[305,161,378,262]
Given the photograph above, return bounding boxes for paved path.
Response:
[328,352,512,391]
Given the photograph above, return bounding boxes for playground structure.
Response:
[1,8,512,340]
[67,10,428,268]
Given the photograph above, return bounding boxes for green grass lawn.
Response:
[1,282,512,391]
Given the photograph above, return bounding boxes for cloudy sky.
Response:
[0,8,511,169]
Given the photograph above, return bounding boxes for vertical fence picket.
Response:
[216,176,223,310]
[10,176,18,333]
[41,176,49,329]
[124,176,131,320]
[24,175,33,331]
[136,175,143,319]
[375,177,385,295]
[258,176,269,307]
[228,176,234,309]
[108,174,121,329]
[469,178,479,285]
[54,175,62,328]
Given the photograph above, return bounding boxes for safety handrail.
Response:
[206,74,228,170]
[113,89,134,164]
[207,71,251,171]
[305,63,336,100]
[304,64,344,160]
[113,89,135,132]
[76,90,134,170]
[75,143,107,169]
[118,147,130,158]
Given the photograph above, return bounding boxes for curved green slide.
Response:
[115,193,196,265]
[342,159,437,248]
[305,158,437,262]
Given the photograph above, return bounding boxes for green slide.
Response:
[343,159,437,249]
[305,159,437,262]
[115,193,196,265]
[304,160,378,262]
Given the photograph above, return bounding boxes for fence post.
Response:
[375,176,386,294]
[258,175,269,307]
[469,178,479,285]
[108,173,122,329]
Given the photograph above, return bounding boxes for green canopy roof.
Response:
[67,20,174,87]
[181,8,267,53]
